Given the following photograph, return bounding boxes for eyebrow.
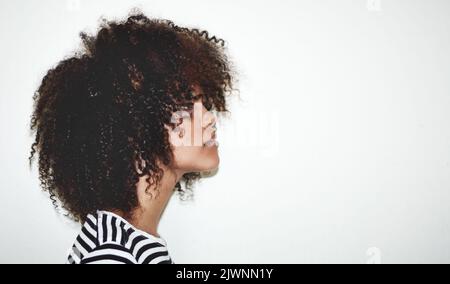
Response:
[192,93,204,100]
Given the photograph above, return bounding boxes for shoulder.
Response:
[67,211,134,264]
[80,242,137,264]
[126,232,172,264]
[67,210,173,264]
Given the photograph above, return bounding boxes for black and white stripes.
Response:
[67,210,173,264]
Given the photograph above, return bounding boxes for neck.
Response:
[114,166,185,238]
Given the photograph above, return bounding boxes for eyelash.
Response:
[204,102,213,111]
[178,98,213,112]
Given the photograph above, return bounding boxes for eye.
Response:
[204,100,213,111]
[193,94,203,101]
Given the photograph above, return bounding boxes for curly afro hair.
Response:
[28,11,235,223]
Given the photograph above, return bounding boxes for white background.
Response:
[1,0,449,263]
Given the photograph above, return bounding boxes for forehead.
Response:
[175,84,203,108]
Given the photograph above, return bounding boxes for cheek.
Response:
[172,146,220,171]
[172,147,196,166]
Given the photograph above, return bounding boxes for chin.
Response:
[198,153,220,172]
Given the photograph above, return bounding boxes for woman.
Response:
[28,11,235,264]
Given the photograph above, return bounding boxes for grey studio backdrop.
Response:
[1,0,449,263]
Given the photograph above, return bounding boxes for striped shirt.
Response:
[66,210,174,264]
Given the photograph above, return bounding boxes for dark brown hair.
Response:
[29,11,235,222]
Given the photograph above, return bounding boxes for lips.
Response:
[203,139,219,147]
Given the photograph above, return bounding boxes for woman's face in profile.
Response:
[167,87,220,173]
